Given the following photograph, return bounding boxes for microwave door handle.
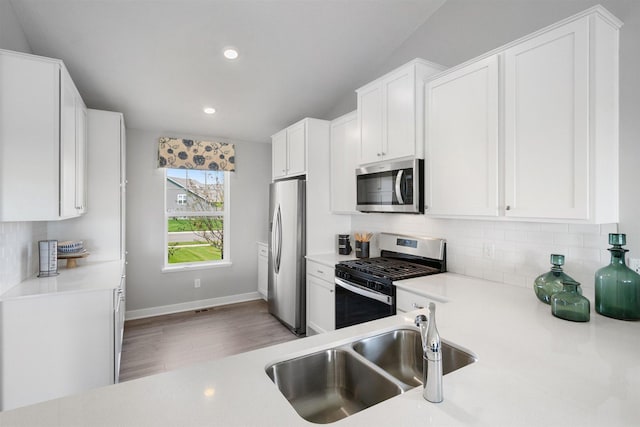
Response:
[395,170,404,204]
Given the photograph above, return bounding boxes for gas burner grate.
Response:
[339,257,441,281]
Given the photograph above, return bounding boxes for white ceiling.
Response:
[9,0,446,143]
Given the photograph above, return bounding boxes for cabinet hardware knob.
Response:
[506,205,511,211]
[317,270,324,274]
[377,153,381,156]
[425,205,429,210]
[381,152,385,156]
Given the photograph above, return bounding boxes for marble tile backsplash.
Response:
[351,214,618,290]
[0,221,47,295]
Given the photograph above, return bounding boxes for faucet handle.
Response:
[414,314,427,327]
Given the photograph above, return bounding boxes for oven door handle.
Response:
[335,278,393,306]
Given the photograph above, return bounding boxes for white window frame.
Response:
[162,170,231,272]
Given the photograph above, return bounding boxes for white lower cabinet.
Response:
[0,288,117,411]
[306,260,335,335]
[114,272,126,384]
[257,242,268,300]
[396,289,437,314]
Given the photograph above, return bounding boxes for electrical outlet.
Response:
[194,278,201,288]
[483,243,495,259]
[629,258,640,274]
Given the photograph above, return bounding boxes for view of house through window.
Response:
[165,168,228,265]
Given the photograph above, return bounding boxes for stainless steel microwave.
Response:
[356,158,423,213]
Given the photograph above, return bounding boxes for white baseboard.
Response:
[125,292,263,320]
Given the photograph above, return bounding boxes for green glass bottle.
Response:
[551,280,590,322]
[534,254,580,304]
[595,234,640,320]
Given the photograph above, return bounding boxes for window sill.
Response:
[162,260,232,273]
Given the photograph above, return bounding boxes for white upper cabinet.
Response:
[358,83,383,164]
[271,129,288,179]
[0,49,87,221]
[426,55,499,217]
[356,59,445,165]
[504,17,589,220]
[286,120,306,176]
[425,6,621,223]
[330,111,359,214]
[271,119,307,180]
[48,110,127,262]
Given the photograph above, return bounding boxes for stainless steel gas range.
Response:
[334,233,446,329]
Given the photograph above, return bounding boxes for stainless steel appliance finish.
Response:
[334,233,446,329]
[265,348,402,424]
[356,158,423,213]
[351,329,477,387]
[268,179,306,336]
[416,303,443,403]
[265,327,476,423]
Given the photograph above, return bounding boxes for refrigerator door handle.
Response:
[272,205,282,274]
[276,206,283,272]
[271,206,277,274]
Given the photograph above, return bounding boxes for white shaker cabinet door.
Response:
[330,111,359,213]
[357,82,383,164]
[59,69,78,218]
[271,129,288,180]
[426,55,499,217]
[383,65,415,160]
[504,17,590,220]
[287,120,306,176]
[307,275,335,334]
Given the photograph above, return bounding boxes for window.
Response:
[164,168,230,268]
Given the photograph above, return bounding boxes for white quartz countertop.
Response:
[0,260,124,301]
[1,273,639,426]
[306,252,357,267]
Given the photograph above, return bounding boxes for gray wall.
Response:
[0,0,30,52]
[329,0,640,257]
[125,129,271,312]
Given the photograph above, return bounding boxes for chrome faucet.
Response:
[414,302,443,403]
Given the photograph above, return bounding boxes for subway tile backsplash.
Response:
[351,214,618,290]
[0,221,46,295]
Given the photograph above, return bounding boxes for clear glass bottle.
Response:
[534,254,580,304]
[595,234,640,320]
[551,280,590,322]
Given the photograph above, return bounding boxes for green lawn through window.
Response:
[168,218,222,232]
[168,244,221,263]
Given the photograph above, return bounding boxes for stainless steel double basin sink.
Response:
[265,328,476,424]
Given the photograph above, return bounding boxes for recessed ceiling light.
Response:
[223,48,239,60]
[203,107,216,115]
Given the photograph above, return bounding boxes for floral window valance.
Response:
[158,137,235,171]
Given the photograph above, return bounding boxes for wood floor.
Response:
[119,299,298,382]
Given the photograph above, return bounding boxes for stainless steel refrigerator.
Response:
[268,179,306,336]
